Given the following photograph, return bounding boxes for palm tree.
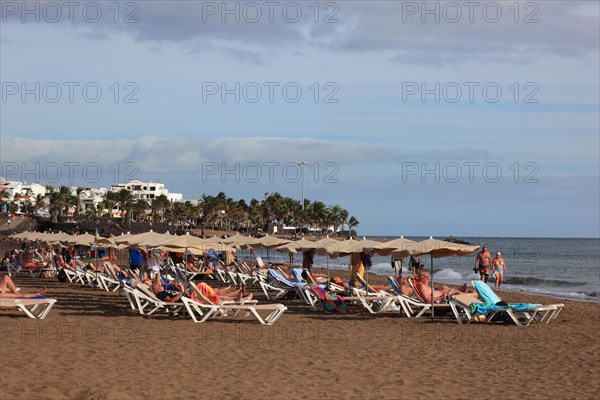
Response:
[33,194,45,216]
[248,198,262,234]
[131,199,149,222]
[101,192,118,218]
[338,208,349,235]
[348,216,359,234]
[85,204,98,221]
[327,204,344,234]
[151,194,170,222]
[114,189,134,222]
[47,186,72,222]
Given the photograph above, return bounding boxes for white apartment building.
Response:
[76,187,109,214]
[0,177,46,201]
[110,180,183,203]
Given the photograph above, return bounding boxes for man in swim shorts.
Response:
[474,246,492,283]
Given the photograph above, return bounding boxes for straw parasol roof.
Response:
[221,234,261,250]
[251,234,291,249]
[296,236,344,257]
[330,237,373,257]
[156,232,233,253]
[376,236,420,257]
[409,237,474,258]
[119,230,168,246]
[273,238,315,254]
[60,233,97,247]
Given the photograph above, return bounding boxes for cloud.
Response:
[0,136,502,173]
[3,1,597,64]
[0,136,386,175]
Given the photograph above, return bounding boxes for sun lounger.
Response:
[290,267,341,290]
[449,293,521,324]
[262,269,318,307]
[472,281,564,325]
[122,285,140,310]
[406,277,452,315]
[182,297,287,325]
[0,297,57,319]
[95,264,122,292]
[131,283,184,316]
[186,281,258,307]
[7,254,26,277]
[231,261,261,288]
[307,284,397,314]
[386,276,433,318]
[307,284,352,313]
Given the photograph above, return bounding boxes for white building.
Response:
[0,177,46,201]
[0,177,46,213]
[77,187,109,214]
[110,180,183,203]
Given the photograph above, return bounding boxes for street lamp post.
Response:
[299,161,308,210]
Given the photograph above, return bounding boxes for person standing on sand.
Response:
[492,252,507,288]
[302,249,315,271]
[349,252,365,287]
[474,246,492,283]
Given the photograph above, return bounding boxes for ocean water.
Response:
[258,237,600,302]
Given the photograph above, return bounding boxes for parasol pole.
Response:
[430,254,434,321]
[326,254,330,290]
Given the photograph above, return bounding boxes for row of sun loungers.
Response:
[2,247,565,325]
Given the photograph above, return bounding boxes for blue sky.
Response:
[1,1,599,237]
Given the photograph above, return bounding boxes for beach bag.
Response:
[57,268,67,283]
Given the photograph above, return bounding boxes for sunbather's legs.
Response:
[0,275,19,293]
[0,275,48,297]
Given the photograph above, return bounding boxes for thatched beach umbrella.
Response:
[296,236,344,287]
[119,230,166,246]
[375,235,420,284]
[251,234,291,263]
[158,232,232,253]
[376,236,420,258]
[221,234,261,250]
[273,238,315,254]
[60,233,97,247]
[410,237,480,319]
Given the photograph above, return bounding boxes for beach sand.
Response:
[1,271,598,400]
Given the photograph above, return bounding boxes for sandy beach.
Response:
[1,270,598,400]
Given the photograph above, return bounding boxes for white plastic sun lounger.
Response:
[182,297,287,325]
[131,283,184,316]
[0,297,57,319]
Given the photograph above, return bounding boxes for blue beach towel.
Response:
[269,269,306,288]
[473,281,541,310]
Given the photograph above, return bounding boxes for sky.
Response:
[0,1,598,237]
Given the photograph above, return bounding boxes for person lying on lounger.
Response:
[18,251,46,270]
[191,282,253,304]
[413,272,476,303]
[150,273,252,304]
[0,275,48,298]
[185,254,219,274]
[391,276,415,297]
[152,280,187,303]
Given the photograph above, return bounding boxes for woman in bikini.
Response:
[492,252,507,288]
